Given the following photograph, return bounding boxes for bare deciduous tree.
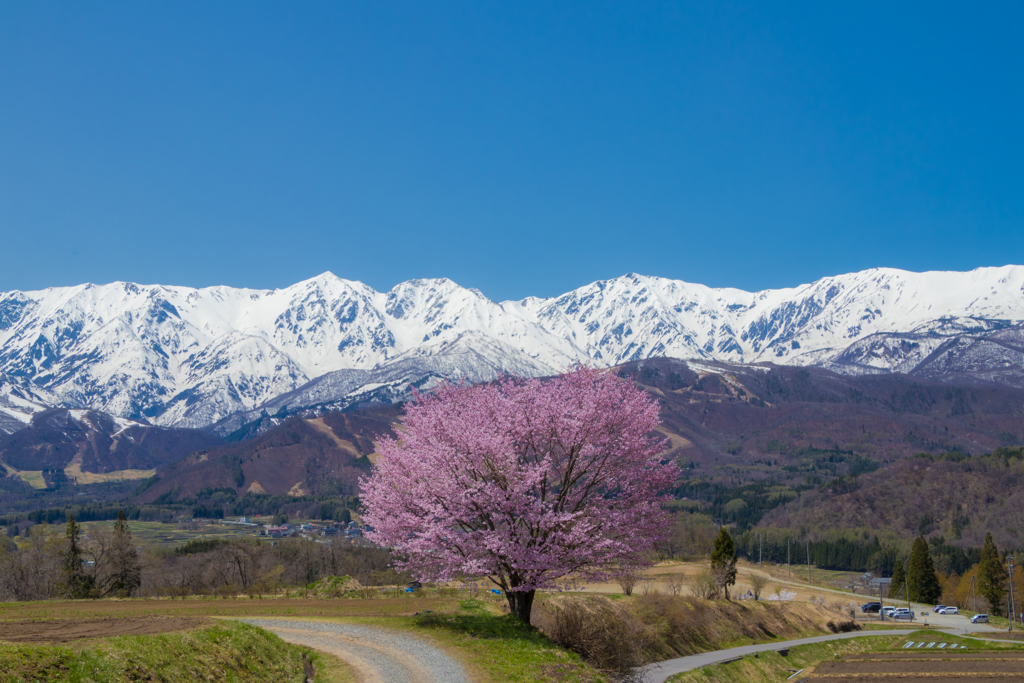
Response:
[750,573,769,600]
[615,566,642,596]
[690,567,717,599]
[665,572,686,597]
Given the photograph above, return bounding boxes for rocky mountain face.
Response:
[0,409,222,476]
[2,266,1023,430]
[0,379,56,436]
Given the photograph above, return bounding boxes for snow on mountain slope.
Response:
[1,266,1023,429]
[0,377,57,435]
[525,267,1024,366]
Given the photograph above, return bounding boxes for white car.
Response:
[939,606,959,615]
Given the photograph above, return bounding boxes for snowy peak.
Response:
[524,266,1024,367]
[2,265,1024,429]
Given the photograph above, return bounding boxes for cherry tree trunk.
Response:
[506,589,536,624]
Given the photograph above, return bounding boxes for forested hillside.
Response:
[760,448,1024,552]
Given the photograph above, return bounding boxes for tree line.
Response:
[736,529,982,576]
[2,494,358,530]
[0,513,400,602]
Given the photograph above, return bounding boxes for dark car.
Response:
[861,602,882,613]
[408,581,423,590]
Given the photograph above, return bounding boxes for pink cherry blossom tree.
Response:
[360,366,679,624]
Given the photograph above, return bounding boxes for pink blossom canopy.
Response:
[360,366,679,594]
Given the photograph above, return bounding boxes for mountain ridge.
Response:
[2,265,1024,429]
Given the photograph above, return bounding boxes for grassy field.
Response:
[6,467,46,489]
[0,559,928,683]
[0,595,604,683]
[666,629,1024,683]
[0,595,461,622]
[79,519,266,549]
[577,559,871,608]
[0,589,855,682]
[0,620,348,683]
[64,462,156,485]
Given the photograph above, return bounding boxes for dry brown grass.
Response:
[534,595,654,678]
[0,595,455,622]
[534,592,860,678]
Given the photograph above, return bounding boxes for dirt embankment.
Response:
[535,592,860,675]
[0,616,206,643]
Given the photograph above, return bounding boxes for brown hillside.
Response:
[0,409,221,474]
[133,405,400,502]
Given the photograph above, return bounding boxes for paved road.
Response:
[241,618,470,683]
[746,569,1000,634]
[639,630,923,683]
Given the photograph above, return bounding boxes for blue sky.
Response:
[0,2,1020,301]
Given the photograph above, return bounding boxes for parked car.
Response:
[892,610,915,620]
[882,606,899,616]
[861,602,882,613]
[971,614,989,624]
[939,607,960,615]
[933,605,947,613]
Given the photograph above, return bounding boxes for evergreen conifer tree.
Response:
[907,536,941,604]
[978,532,1007,616]
[889,559,906,600]
[710,527,737,599]
[61,514,95,599]
[107,510,141,597]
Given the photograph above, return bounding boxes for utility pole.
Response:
[788,539,791,579]
[759,534,762,568]
[970,575,977,614]
[1009,555,1016,631]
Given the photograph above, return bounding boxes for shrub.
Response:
[826,619,860,633]
[535,596,654,679]
[690,568,717,599]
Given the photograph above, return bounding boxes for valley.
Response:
[3,267,1024,582]
[4,354,1024,560]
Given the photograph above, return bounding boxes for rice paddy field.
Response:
[77,518,270,548]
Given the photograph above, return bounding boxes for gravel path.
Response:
[241,618,470,683]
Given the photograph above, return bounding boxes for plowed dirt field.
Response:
[808,650,1024,681]
[0,616,205,643]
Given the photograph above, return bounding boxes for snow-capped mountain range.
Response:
[2,266,1024,432]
